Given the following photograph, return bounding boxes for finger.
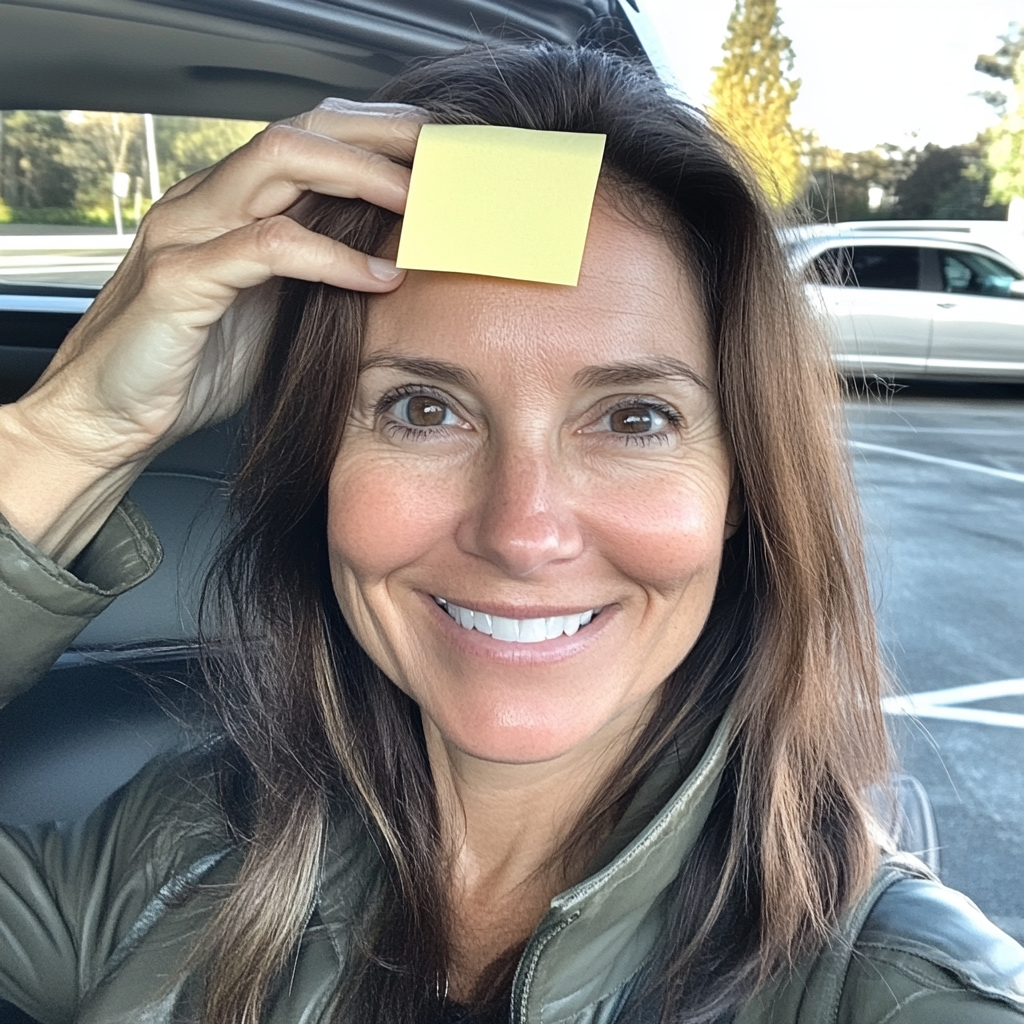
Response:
[144,215,406,318]
[288,99,427,162]
[173,124,413,229]
[159,163,217,201]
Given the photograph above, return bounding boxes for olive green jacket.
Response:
[1,504,1023,1024]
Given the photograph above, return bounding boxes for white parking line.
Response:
[883,678,1024,729]
[851,441,1024,485]
[852,424,1024,436]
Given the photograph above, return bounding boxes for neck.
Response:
[423,702,654,1000]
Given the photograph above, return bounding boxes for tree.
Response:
[986,49,1024,207]
[0,110,265,226]
[709,0,803,206]
[0,110,78,210]
[154,116,266,191]
[63,111,147,222]
[895,140,1004,219]
[975,22,1023,114]
[802,142,910,222]
[801,140,1006,223]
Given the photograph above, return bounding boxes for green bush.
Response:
[3,202,152,228]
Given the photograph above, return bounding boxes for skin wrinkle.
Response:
[571,357,711,394]
[323,197,738,992]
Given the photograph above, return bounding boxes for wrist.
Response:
[0,402,151,565]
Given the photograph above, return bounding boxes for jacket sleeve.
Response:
[839,948,1024,1023]
[0,747,231,1024]
[739,870,1024,1024]
[839,878,1024,1023]
[0,498,162,700]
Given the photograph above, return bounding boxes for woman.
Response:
[0,43,1022,1024]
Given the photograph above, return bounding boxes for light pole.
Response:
[112,170,130,235]
[143,113,162,203]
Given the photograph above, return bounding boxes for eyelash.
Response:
[374,386,684,446]
[375,385,462,442]
[598,398,683,447]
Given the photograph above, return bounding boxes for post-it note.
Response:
[396,124,606,287]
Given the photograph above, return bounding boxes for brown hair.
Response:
[196,42,889,1024]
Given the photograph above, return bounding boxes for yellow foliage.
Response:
[987,52,1024,204]
[710,0,804,206]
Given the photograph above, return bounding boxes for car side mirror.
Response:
[1008,280,1024,299]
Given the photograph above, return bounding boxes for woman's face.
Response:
[327,197,737,765]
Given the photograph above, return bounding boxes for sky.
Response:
[639,0,1022,154]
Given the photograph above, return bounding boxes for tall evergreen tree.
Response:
[986,49,1024,208]
[709,0,803,206]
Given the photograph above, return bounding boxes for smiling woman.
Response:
[0,41,1023,1024]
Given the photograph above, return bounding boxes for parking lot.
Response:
[848,381,1024,941]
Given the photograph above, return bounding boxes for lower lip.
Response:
[423,595,617,666]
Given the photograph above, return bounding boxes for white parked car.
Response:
[785,226,1024,381]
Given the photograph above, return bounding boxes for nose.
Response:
[455,445,584,577]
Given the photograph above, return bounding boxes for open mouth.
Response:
[433,598,602,643]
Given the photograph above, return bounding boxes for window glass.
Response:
[0,110,266,291]
[940,250,1021,297]
[811,245,854,286]
[849,245,920,290]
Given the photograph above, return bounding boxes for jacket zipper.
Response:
[510,913,579,1023]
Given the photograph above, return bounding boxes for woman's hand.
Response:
[0,99,423,563]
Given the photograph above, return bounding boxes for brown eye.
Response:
[610,406,658,433]
[390,393,458,429]
[406,396,448,426]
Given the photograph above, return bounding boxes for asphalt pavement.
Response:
[846,380,1024,941]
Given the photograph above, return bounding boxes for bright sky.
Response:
[641,0,1021,153]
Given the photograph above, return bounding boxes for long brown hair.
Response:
[195,42,889,1024]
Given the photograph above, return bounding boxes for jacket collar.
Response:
[510,711,734,1022]
[316,711,734,1023]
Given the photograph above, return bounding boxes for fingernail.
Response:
[367,256,404,281]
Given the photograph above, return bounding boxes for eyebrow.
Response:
[359,353,709,393]
[572,357,710,392]
[358,354,480,389]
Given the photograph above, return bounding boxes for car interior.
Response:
[0,4,939,1020]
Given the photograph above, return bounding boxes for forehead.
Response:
[365,197,711,377]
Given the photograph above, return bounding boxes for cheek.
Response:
[326,453,458,583]
[585,471,729,592]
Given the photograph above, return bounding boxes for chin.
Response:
[423,691,639,765]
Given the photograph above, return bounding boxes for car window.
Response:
[810,245,854,286]
[849,245,920,290]
[1,110,266,291]
[810,244,920,290]
[939,249,1021,297]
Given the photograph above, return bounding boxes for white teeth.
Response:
[518,618,547,643]
[490,615,519,642]
[435,598,600,643]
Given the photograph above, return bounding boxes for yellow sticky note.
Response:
[396,124,606,287]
